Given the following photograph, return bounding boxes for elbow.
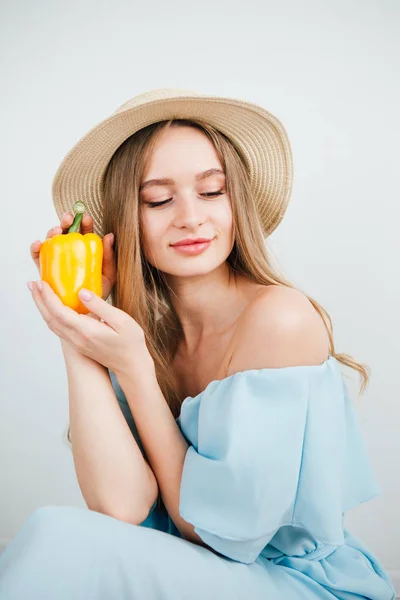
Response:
[106,501,154,525]
[90,480,159,526]
[89,465,159,525]
[94,493,156,525]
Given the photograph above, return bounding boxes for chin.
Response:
[145,240,232,275]
[160,262,219,277]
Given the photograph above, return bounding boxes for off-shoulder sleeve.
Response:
[177,357,380,564]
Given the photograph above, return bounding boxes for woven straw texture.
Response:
[52,88,294,238]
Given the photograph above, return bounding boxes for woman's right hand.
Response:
[30,211,117,302]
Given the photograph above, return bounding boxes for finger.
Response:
[46,225,63,239]
[30,240,42,271]
[60,212,93,235]
[45,211,94,241]
[30,285,78,344]
[80,213,94,235]
[36,280,83,335]
[102,234,116,278]
[103,232,114,247]
[28,281,55,330]
[60,211,74,233]
[77,288,130,335]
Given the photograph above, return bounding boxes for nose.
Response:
[172,196,206,229]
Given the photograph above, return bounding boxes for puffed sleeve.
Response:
[177,357,381,564]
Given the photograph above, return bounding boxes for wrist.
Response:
[60,339,92,364]
[115,352,156,387]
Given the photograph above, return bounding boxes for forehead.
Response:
[142,126,224,182]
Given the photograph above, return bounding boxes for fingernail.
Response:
[36,280,43,291]
[79,288,93,301]
[109,233,114,244]
[27,281,34,292]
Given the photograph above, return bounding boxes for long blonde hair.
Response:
[66,118,370,444]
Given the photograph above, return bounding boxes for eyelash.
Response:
[146,190,225,208]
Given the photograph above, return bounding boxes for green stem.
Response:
[68,201,86,233]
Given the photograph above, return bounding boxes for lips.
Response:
[171,239,213,256]
[172,237,213,247]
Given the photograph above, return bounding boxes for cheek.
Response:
[140,215,165,259]
[215,199,233,232]
[218,200,235,248]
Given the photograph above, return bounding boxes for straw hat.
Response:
[52,88,294,238]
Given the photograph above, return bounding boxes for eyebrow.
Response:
[139,168,225,191]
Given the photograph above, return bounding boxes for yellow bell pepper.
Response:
[39,201,103,314]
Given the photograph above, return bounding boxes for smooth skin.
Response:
[27,126,329,541]
[27,208,204,541]
[28,212,159,522]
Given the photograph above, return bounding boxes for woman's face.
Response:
[139,126,234,278]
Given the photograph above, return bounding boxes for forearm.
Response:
[61,340,158,523]
[116,369,204,545]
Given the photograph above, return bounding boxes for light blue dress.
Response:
[0,356,396,599]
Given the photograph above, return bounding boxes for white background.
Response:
[1,0,399,594]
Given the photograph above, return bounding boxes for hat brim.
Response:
[52,94,293,237]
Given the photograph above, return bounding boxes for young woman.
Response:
[0,89,395,599]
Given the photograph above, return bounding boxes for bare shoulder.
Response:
[227,285,330,376]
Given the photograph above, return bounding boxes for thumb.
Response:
[78,288,120,330]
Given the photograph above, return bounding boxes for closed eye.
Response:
[145,190,225,208]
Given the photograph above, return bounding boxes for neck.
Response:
[166,264,248,356]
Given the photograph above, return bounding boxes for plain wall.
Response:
[1,0,399,593]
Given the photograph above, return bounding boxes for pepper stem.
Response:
[68,201,86,233]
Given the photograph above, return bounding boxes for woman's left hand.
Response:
[28,279,154,379]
